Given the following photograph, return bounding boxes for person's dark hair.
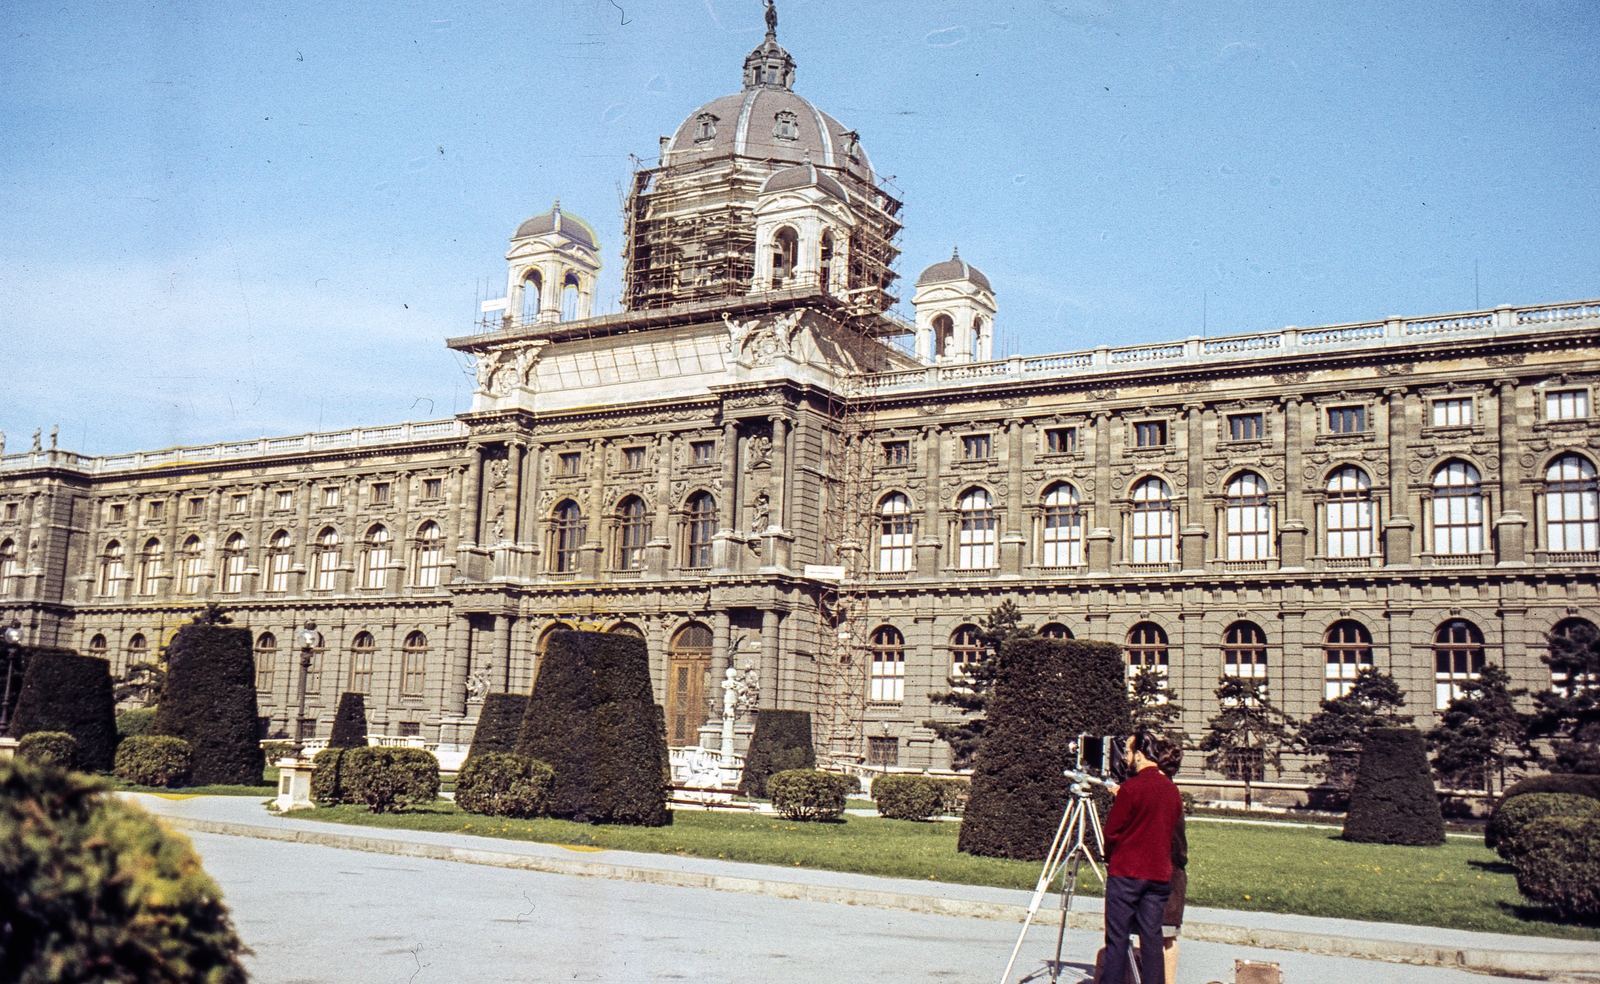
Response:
[1155,736,1184,777]
[1130,730,1163,765]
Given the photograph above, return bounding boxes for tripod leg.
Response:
[998,798,1079,984]
[1050,855,1081,983]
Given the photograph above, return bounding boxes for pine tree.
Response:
[1301,668,1411,789]
[1128,664,1186,742]
[1427,663,1532,792]
[1533,624,1600,774]
[1199,674,1297,810]
[923,600,1034,769]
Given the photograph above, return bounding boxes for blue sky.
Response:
[2,0,1596,455]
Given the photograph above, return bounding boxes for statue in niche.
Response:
[465,669,491,704]
[748,434,773,468]
[752,491,770,532]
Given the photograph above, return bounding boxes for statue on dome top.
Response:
[764,0,777,38]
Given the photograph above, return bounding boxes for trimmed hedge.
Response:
[341,746,440,813]
[1343,727,1445,846]
[873,774,945,821]
[0,758,248,983]
[152,624,263,785]
[114,735,193,788]
[455,753,555,818]
[467,693,529,760]
[1514,816,1600,922]
[1497,773,1600,805]
[18,731,78,769]
[515,631,670,826]
[116,707,156,738]
[738,709,816,798]
[959,639,1132,860]
[768,769,853,820]
[7,647,118,773]
[328,692,368,749]
[311,748,350,804]
[1486,793,1600,860]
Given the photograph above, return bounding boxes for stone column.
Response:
[768,415,788,530]
[1180,404,1209,571]
[1492,378,1528,565]
[1000,419,1026,575]
[496,614,515,693]
[1088,412,1114,572]
[462,445,485,547]
[916,424,942,577]
[582,438,605,577]
[647,432,672,577]
[505,442,524,543]
[1383,388,1414,565]
[294,479,313,592]
[446,613,472,716]
[720,421,738,531]
[1279,396,1307,569]
[760,609,780,709]
[711,610,731,725]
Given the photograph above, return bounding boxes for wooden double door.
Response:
[665,623,715,745]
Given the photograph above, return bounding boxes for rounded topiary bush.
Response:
[455,753,555,819]
[1497,774,1600,803]
[342,746,440,813]
[1514,816,1600,922]
[8,647,118,773]
[767,769,853,821]
[18,731,79,770]
[310,748,350,804]
[1486,793,1600,860]
[873,775,946,821]
[113,735,193,788]
[738,709,816,798]
[116,707,156,739]
[1342,727,1445,846]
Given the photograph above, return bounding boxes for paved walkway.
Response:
[129,794,1599,983]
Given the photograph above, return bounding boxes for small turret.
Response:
[912,248,996,363]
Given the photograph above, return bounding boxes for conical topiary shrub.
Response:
[327,693,368,749]
[738,709,815,797]
[467,693,529,760]
[959,638,1131,859]
[7,647,118,773]
[152,616,263,786]
[514,631,670,825]
[1342,727,1445,845]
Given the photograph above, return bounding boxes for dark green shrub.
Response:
[938,777,971,814]
[455,752,555,818]
[0,758,248,983]
[342,746,440,813]
[311,747,350,804]
[327,692,368,749]
[1486,793,1600,860]
[116,707,157,738]
[874,775,945,820]
[114,735,193,788]
[7,647,118,772]
[738,709,816,797]
[467,693,529,760]
[516,631,670,825]
[1514,816,1600,922]
[18,731,78,769]
[262,741,294,763]
[768,769,853,820]
[1181,791,1196,815]
[959,639,1131,859]
[152,622,263,785]
[1342,727,1445,845]
[1497,773,1600,805]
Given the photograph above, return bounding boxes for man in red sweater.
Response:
[1100,731,1184,984]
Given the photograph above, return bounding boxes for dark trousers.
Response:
[1102,876,1171,984]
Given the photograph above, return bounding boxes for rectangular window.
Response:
[254,648,275,692]
[231,494,248,514]
[1228,414,1264,442]
[371,483,390,505]
[1548,389,1590,420]
[147,500,164,522]
[402,650,426,697]
[882,441,910,466]
[1328,406,1366,434]
[185,497,204,518]
[1045,427,1078,454]
[1432,398,1474,427]
[423,478,442,500]
[109,504,125,522]
[558,451,582,475]
[397,721,421,738]
[349,650,373,695]
[1134,421,1167,447]
[691,441,716,465]
[623,446,646,470]
[866,736,899,767]
[4,502,16,521]
[276,490,293,511]
[321,486,340,508]
[961,434,991,459]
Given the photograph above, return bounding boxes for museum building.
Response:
[3,18,1599,770]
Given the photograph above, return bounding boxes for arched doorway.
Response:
[667,622,714,745]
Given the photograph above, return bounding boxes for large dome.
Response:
[665,89,873,183]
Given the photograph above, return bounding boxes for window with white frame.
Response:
[551,501,584,573]
[1225,472,1271,561]
[267,531,292,592]
[878,493,913,572]
[231,494,248,515]
[314,529,340,590]
[401,632,428,696]
[1040,622,1074,640]
[684,492,716,569]
[1434,619,1485,709]
[1545,454,1599,552]
[1549,618,1598,694]
[881,441,910,467]
[949,625,983,681]
[414,521,442,586]
[869,626,905,702]
[1547,389,1589,421]
[275,489,293,511]
[322,486,340,508]
[1431,398,1474,427]
[1223,621,1269,683]
[961,434,992,460]
[362,525,390,589]
[254,633,277,691]
[137,538,163,596]
[1431,460,1483,555]
[1327,405,1366,434]
[178,536,203,594]
[616,496,649,570]
[1228,413,1264,442]
[1130,477,1174,563]
[100,540,125,597]
[1126,622,1169,683]
[0,539,16,595]
[1326,466,1374,558]
[1134,420,1167,447]
[222,534,246,593]
[957,488,996,569]
[349,632,375,694]
[1324,620,1373,698]
[1041,483,1083,567]
[1045,427,1078,454]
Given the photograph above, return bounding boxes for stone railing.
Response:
[861,299,1600,396]
[0,419,469,475]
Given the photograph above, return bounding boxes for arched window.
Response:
[1130,478,1175,564]
[550,501,584,573]
[1223,622,1268,680]
[222,533,247,594]
[401,631,428,696]
[0,539,16,595]
[771,227,798,288]
[1225,472,1271,561]
[127,633,148,661]
[561,272,580,321]
[520,269,542,322]
[957,488,997,569]
[1326,466,1374,559]
[878,493,913,572]
[1324,620,1373,698]
[1042,483,1083,567]
[414,521,442,587]
[137,538,164,596]
[950,624,983,681]
[932,313,953,358]
[1040,622,1074,640]
[1127,622,1169,679]
[267,531,292,592]
[349,631,375,694]
[1549,617,1598,693]
[254,632,277,691]
[616,496,649,571]
[668,623,714,743]
[608,622,644,638]
[1431,460,1484,556]
[88,633,108,656]
[314,528,340,590]
[1434,619,1485,709]
[869,626,905,702]
[361,525,390,589]
[178,535,203,595]
[99,540,124,597]
[1546,454,1599,553]
[970,316,983,358]
[684,492,717,569]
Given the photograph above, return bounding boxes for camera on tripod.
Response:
[1070,733,1132,785]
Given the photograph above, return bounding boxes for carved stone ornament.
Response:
[1407,459,1424,476]
[1206,470,1220,487]
[1485,353,1527,368]
[919,403,947,415]
[999,397,1028,409]
[1273,371,1310,385]
[748,434,774,468]
[1376,363,1415,376]
[1178,381,1210,394]
[1088,388,1119,401]
[465,669,492,704]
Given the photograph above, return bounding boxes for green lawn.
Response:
[296,802,1597,941]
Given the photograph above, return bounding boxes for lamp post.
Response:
[293,620,319,759]
[0,619,22,733]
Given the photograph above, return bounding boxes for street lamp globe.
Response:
[295,622,319,651]
[2,620,21,647]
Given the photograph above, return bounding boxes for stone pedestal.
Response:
[1087,528,1114,573]
[999,533,1026,576]
[1180,524,1209,572]
[274,757,315,812]
[1278,520,1308,570]
[1383,517,1414,567]
[0,736,17,762]
[1495,512,1528,565]
[759,530,793,572]
[915,538,941,579]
